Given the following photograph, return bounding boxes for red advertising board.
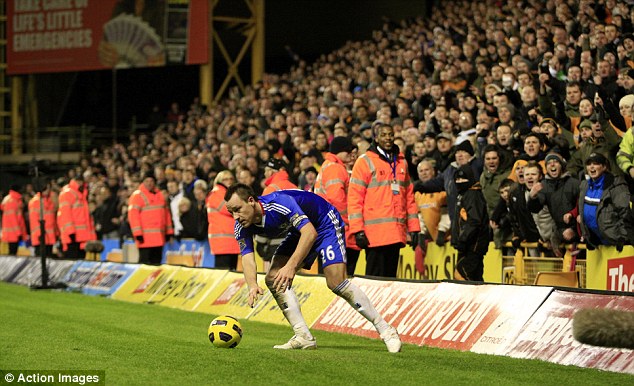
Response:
[503,290,634,374]
[607,256,634,292]
[313,280,549,351]
[8,0,208,74]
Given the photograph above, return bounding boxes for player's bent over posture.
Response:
[224,184,401,353]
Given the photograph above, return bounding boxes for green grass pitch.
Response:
[1,282,632,385]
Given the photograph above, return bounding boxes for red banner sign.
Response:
[8,0,208,74]
[607,256,634,292]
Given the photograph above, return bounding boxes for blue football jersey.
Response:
[234,189,343,256]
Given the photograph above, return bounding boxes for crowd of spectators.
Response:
[4,0,634,261]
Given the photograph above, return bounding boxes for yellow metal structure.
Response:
[200,0,265,107]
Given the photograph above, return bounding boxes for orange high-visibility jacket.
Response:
[348,146,420,247]
[314,152,358,250]
[1,190,27,243]
[263,170,297,195]
[128,184,173,248]
[206,184,239,255]
[57,180,96,248]
[28,192,58,246]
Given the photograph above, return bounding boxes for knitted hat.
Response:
[142,170,156,181]
[578,119,594,130]
[329,136,355,154]
[266,158,287,170]
[454,140,475,156]
[545,152,566,167]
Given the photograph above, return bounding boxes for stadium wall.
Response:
[1,255,633,374]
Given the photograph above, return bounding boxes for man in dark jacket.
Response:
[527,151,580,255]
[414,140,483,223]
[452,165,490,281]
[578,153,634,250]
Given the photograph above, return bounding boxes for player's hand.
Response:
[273,265,296,293]
[247,286,264,308]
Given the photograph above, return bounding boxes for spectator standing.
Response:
[92,185,120,240]
[414,158,450,261]
[349,123,420,278]
[179,181,208,241]
[128,171,174,265]
[1,185,28,255]
[207,171,240,270]
[57,175,96,259]
[617,112,634,190]
[414,139,483,224]
[480,145,512,217]
[166,180,184,239]
[527,152,580,255]
[452,165,490,281]
[578,153,634,250]
[263,158,296,194]
[314,136,360,276]
[28,181,57,258]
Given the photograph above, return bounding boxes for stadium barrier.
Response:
[1,255,633,374]
[3,238,633,290]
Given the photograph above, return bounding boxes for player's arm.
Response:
[235,227,263,307]
[241,250,264,307]
[273,222,317,293]
[241,251,258,288]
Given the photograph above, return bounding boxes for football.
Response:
[208,315,243,348]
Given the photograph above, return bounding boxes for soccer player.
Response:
[224,184,402,352]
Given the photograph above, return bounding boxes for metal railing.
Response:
[501,242,586,288]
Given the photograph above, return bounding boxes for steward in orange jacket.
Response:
[262,158,297,195]
[1,186,28,255]
[348,123,420,277]
[128,172,173,265]
[207,171,239,270]
[28,183,58,257]
[57,176,96,259]
[314,136,360,276]
[257,158,297,268]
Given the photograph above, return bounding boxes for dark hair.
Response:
[482,144,499,156]
[373,121,393,138]
[498,178,516,192]
[224,183,257,202]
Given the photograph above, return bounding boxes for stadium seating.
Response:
[533,271,580,288]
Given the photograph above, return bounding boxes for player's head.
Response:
[224,183,260,227]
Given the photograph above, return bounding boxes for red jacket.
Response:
[57,180,96,248]
[28,192,58,246]
[1,190,28,243]
[128,184,173,248]
[206,184,239,255]
[314,152,358,250]
[348,145,420,247]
